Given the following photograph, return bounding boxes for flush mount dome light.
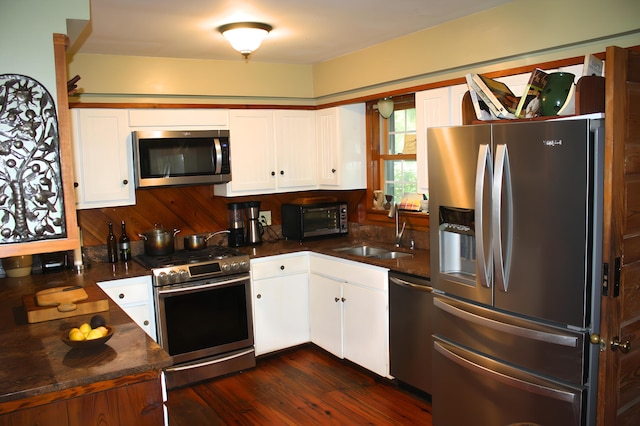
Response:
[218,22,273,59]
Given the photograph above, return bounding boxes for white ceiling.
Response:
[71,0,512,64]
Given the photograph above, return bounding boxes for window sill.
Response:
[363,208,430,232]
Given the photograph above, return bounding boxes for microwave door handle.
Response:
[213,138,223,174]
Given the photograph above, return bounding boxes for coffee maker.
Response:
[227,202,246,247]
[246,201,263,245]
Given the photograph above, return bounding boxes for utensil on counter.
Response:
[138,225,180,256]
[184,230,230,250]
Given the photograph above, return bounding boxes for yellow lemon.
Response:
[69,330,86,341]
[86,328,104,340]
[95,326,108,337]
[68,327,81,339]
[79,323,92,336]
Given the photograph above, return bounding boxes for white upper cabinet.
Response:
[214,109,317,196]
[316,104,366,189]
[274,110,317,190]
[215,110,276,195]
[71,109,136,209]
[416,87,452,195]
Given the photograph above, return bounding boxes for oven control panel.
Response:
[152,255,250,286]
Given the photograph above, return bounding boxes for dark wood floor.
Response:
[166,344,433,425]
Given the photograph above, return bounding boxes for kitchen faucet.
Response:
[388,203,406,247]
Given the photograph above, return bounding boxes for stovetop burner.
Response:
[134,246,251,286]
[134,246,243,269]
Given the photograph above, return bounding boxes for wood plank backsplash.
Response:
[77,187,366,247]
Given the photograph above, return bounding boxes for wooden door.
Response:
[598,45,640,426]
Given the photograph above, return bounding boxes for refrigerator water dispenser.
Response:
[439,207,476,278]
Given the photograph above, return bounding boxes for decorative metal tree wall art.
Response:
[0,74,66,243]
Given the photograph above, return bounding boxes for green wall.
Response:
[0,0,89,106]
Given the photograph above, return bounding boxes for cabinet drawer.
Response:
[251,253,308,280]
[98,276,151,305]
[309,253,387,291]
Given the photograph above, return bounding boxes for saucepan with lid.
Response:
[138,225,180,256]
[184,230,230,250]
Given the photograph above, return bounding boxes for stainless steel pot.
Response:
[184,230,230,250]
[138,225,180,256]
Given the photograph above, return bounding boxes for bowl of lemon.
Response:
[62,315,114,349]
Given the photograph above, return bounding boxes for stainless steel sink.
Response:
[333,245,390,257]
[369,251,413,260]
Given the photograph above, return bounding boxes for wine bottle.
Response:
[107,222,118,263]
[119,220,131,261]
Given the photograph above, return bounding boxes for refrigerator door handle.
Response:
[493,144,513,292]
[434,297,579,347]
[434,340,577,404]
[475,144,493,288]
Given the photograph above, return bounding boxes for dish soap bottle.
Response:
[119,220,131,261]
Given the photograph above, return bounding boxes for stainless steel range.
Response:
[135,246,255,390]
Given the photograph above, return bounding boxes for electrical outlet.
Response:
[259,211,272,226]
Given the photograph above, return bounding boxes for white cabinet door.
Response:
[416,87,451,195]
[274,110,317,191]
[309,254,389,376]
[309,272,343,358]
[71,109,135,209]
[342,282,388,377]
[216,110,276,195]
[316,104,366,189]
[97,275,156,341]
[253,273,309,356]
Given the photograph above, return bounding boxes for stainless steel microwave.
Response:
[281,202,348,241]
[132,129,231,188]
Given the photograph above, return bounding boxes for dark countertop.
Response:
[0,235,427,407]
[237,235,430,279]
[0,261,171,406]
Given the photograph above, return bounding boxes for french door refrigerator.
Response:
[427,117,604,426]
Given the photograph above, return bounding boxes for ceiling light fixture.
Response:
[218,22,273,60]
[377,97,394,119]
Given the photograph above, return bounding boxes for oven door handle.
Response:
[165,348,255,373]
[157,275,249,295]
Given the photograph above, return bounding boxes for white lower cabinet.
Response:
[308,253,389,377]
[250,253,310,356]
[97,275,157,341]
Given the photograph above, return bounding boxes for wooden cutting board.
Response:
[36,286,88,311]
[23,285,109,323]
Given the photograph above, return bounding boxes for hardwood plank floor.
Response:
[167,344,432,425]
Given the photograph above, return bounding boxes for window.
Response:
[377,95,417,204]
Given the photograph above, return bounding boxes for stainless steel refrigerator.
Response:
[427,117,604,426]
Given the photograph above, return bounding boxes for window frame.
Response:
[365,94,429,231]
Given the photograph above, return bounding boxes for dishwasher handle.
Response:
[390,275,432,293]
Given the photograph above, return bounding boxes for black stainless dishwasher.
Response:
[389,271,433,395]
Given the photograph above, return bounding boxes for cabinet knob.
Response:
[341,297,346,302]
[280,170,284,175]
[331,168,336,174]
[123,179,128,185]
[257,294,262,299]
[144,320,149,326]
[118,293,125,299]
[280,265,285,270]
[334,297,340,303]
[73,182,79,188]
[271,171,275,176]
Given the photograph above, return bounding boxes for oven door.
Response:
[155,274,253,365]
